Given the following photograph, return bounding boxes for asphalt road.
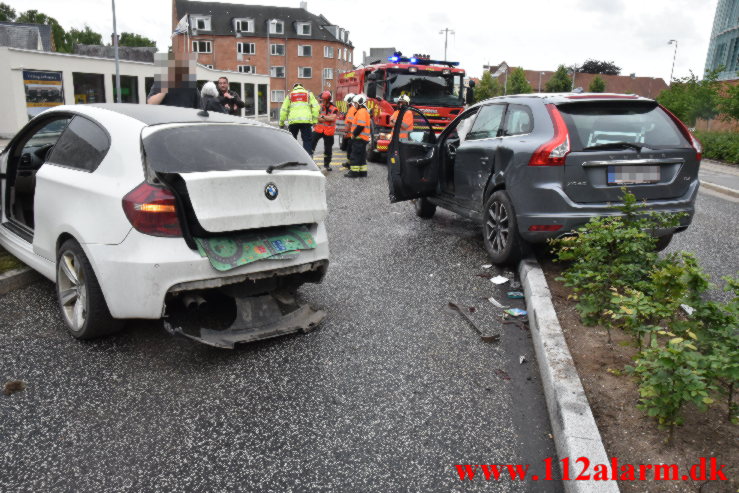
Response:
[0,145,559,492]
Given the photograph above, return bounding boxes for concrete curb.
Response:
[0,266,42,296]
[518,258,619,493]
[700,180,739,199]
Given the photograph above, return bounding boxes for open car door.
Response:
[387,107,439,203]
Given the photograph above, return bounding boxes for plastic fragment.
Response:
[481,264,492,269]
[490,275,509,285]
[505,308,528,317]
[509,280,522,289]
[519,355,526,364]
[488,296,506,308]
[507,291,525,299]
[680,304,695,316]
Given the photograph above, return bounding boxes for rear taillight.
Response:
[529,104,570,166]
[658,104,702,161]
[122,182,182,237]
[529,225,563,232]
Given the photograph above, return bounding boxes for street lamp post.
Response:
[439,27,454,61]
[111,0,121,103]
[538,71,544,92]
[668,39,678,83]
[503,68,508,95]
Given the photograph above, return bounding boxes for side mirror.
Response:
[367,82,377,99]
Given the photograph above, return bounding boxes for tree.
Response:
[507,67,532,95]
[720,82,739,122]
[589,75,606,93]
[118,32,157,48]
[656,70,720,126]
[16,10,69,52]
[474,71,502,102]
[545,65,572,92]
[581,59,621,75]
[66,25,103,47]
[0,2,16,21]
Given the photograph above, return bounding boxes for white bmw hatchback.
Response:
[0,104,329,346]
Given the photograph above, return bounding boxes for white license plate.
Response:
[607,165,660,185]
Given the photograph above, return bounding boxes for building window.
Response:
[191,16,211,31]
[324,46,334,58]
[269,20,284,34]
[349,51,352,63]
[237,42,255,54]
[323,68,333,80]
[298,67,312,78]
[271,90,285,102]
[73,72,105,104]
[271,66,285,78]
[298,45,312,57]
[297,22,311,36]
[244,83,255,116]
[270,44,285,56]
[234,18,254,33]
[238,65,256,74]
[192,40,212,53]
[258,83,268,115]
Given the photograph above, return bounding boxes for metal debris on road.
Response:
[507,291,525,299]
[490,275,509,285]
[447,302,500,343]
[488,296,506,308]
[505,308,528,317]
[519,355,526,364]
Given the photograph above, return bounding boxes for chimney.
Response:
[300,1,307,10]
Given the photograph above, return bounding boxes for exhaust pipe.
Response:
[182,294,208,310]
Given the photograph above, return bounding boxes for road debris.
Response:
[3,380,26,396]
[490,275,509,285]
[505,308,528,317]
[507,291,525,299]
[494,369,511,380]
[680,304,695,316]
[488,296,506,308]
[481,264,492,269]
[447,302,500,343]
[509,280,522,290]
[519,355,526,364]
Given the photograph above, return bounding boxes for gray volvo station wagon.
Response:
[387,93,703,264]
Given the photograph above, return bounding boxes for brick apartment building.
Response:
[172,0,354,115]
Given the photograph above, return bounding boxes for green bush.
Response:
[695,131,739,164]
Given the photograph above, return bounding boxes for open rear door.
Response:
[387,107,439,203]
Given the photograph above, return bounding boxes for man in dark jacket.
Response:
[147,55,201,109]
[217,77,246,116]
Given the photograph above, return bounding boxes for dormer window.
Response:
[234,18,254,33]
[269,20,284,35]
[297,22,311,36]
[191,16,211,31]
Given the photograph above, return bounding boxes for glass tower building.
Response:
[705,0,739,80]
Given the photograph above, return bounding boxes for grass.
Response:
[0,245,23,274]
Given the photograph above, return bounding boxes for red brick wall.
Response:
[174,33,353,110]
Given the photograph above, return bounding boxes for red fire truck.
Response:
[336,52,474,160]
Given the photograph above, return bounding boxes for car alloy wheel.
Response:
[57,250,87,331]
[482,191,523,265]
[486,200,510,255]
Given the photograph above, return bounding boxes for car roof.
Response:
[85,103,260,126]
[472,92,654,109]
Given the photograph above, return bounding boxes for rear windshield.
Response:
[143,124,318,173]
[557,102,690,151]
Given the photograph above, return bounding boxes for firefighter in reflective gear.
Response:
[279,83,319,154]
[311,91,339,171]
[345,94,370,178]
[341,93,356,169]
[389,94,413,140]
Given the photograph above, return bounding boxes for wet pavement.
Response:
[1,146,559,491]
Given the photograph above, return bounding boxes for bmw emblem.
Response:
[264,183,278,200]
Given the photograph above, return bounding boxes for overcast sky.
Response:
[6,0,718,83]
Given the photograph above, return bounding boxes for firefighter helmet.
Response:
[398,94,411,106]
[344,93,355,103]
[352,94,367,105]
[320,90,332,101]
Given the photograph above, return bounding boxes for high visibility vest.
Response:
[352,107,371,142]
[390,109,414,140]
[279,87,319,125]
[344,106,357,135]
[314,103,339,136]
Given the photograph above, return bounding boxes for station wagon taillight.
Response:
[122,182,182,237]
[529,104,570,166]
[658,104,703,161]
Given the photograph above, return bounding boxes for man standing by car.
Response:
[279,83,319,154]
[346,94,370,178]
[341,93,356,169]
[311,91,339,172]
[147,54,201,109]
[217,77,245,116]
[389,94,413,141]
